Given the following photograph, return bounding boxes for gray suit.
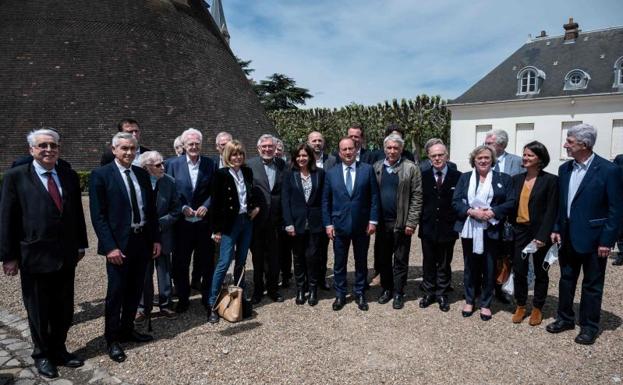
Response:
[497,152,523,176]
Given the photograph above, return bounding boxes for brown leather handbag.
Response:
[214,271,245,323]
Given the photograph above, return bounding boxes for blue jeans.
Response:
[209,214,253,306]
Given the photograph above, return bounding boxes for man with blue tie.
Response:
[165,128,217,315]
[547,123,623,345]
[90,132,161,362]
[323,137,380,311]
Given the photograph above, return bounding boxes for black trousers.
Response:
[279,230,293,282]
[512,224,549,308]
[318,232,330,283]
[105,232,150,344]
[291,231,321,290]
[20,263,76,359]
[251,220,280,295]
[173,220,215,308]
[421,238,456,297]
[557,234,607,333]
[461,237,498,308]
[377,227,412,294]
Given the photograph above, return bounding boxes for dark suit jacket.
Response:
[211,166,260,235]
[246,156,286,225]
[418,166,461,241]
[165,155,216,219]
[100,145,151,166]
[452,170,516,240]
[554,154,623,253]
[11,155,72,170]
[0,163,88,273]
[510,171,558,243]
[322,162,380,236]
[155,174,182,255]
[419,159,457,173]
[613,154,623,170]
[282,168,325,234]
[321,153,338,170]
[89,162,159,255]
[331,148,378,165]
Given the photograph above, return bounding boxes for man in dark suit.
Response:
[372,134,422,309]
[418,142,461,312]
[323,137,380,311]
[100,118,151,166]
[247,134,287,303]
[0,129,88,378]
[547,123,623,345]
[612,153,623,266]
[90,132,161,362]
[165,128,217,315]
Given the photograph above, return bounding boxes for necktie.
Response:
[493,162,500,173]
[345,166,353,196]
[436,170,443,190]
[124,170,141,225]
[44,172,63,212]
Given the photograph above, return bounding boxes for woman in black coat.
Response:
[510,141,558,326]
[208,140,260,323]
[281,143,325,306]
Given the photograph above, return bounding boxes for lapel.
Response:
[310,171,319,203]
[528,172,543,205]
[559,161,572,208]
[28,163,60,212]
[255,158,271,191]
[131,166,148,206]
[111,164,131,207]
[293,170,304,196]
[572,155,600,205]
[57,167,71,209]
[177,157,193,198]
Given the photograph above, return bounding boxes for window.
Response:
[561,121,582,159]
[475,125,491,147]
[563,69,590,90]
[515,123,534,154]
[611,120,623,158]
[614,56,623,88]
[517,66,545,95]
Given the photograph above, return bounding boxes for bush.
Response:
[77,171,90,192]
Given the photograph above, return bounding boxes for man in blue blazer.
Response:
[90,132,161,363]
[165,128,217,314]
[547,124,623,345]
[322,137,380,311]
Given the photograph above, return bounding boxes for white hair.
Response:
[27,128,60,147]
[181,128,203,144]
[173,136,183,148]
[567,123,597,149]
[139,151,163,167]
[112,132,138,147]
[486,129,509,148]
[256,134,275,147]
[383,134,404,148]
[215,131,232,144]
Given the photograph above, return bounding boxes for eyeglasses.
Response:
[150,163,164,168]
[34,142,59,150]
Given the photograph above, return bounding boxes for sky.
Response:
[221,0,623,108]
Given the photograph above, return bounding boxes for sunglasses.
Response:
[150,162,164,168]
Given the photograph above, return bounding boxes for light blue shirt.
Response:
[33,160,63,196]
[567,153,595,218]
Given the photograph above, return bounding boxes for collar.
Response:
[186,154,200,166]
[33,160,56,176]
[342,162,355,171]
[573,153,595,170]
[114,159,132,173]
[261,157,274,166]
[383,157,402,168]
[433,164,448,175]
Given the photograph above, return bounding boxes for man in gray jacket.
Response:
[373,134,422,309]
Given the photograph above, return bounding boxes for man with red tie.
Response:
[0,128,88,378]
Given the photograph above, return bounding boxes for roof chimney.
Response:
[563,17,579,41]
[539,30,547,38]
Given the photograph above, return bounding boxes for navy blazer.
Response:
[452,170,516,240]
[89,162,159,255]
[0,163,88,273]
[155,174,182,255]
[282,168,325,234]
[510,171,558,243]
[554,154,623,253]
[165,155,216,218]
[418,166,462,241]
[322,162,380,236]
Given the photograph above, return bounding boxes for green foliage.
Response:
[254,73,313,111]
[235,56,255,77]
[77,171,90,192]
[267,95,451,158]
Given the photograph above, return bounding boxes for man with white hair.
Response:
[165,128,217,316]
[247,134,287,303]
[1,128,88,378]
[212,131,232,168]
[547,123,623,345]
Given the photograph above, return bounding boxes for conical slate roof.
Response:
[0,0,272,170]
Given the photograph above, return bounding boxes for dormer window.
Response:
[517,66,545,95]
[614,56,623,87]
[564,69,590,90]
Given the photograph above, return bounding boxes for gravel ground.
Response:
[0,197,621,385]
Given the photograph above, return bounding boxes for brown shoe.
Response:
[529,307,543,326]
[512,306,526,323]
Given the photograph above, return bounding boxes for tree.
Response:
[235,56,254,77]
[253,73,313,111]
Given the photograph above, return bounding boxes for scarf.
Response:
[460,169,498,253]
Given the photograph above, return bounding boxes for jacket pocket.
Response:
[588,218,607,227]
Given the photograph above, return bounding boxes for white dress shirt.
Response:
[114,159,146,226]
[186,155,200,191]
[229,168,248,214]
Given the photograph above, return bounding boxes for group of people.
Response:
[1,119,621,380]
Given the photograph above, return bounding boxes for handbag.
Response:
[214,269,246,323]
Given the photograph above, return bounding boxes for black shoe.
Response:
[280,277,291,288]
[308,288,318,306]
[546,320,575,334]
[392,294,404,310]
[251,293,263,304]
[320,280,331,291]
[575,329,598,345]
[208,311,220,324]
[480,313,492,321]
[175,301,189,314]
[437,296,450,312]
[462,305,475,317]
[419,295,435,309]
[378,290,392,304]
[191,279,202,292]
[268,291,284,302]
[119,330,154,343]
[332,297,346,311]
[355,294,368,311]
[495,287,511,304]
[613,254,623,266]
[53,351,84,368]
[295,290,306,305]
[107,342,126,363]
[34,358,58,378]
